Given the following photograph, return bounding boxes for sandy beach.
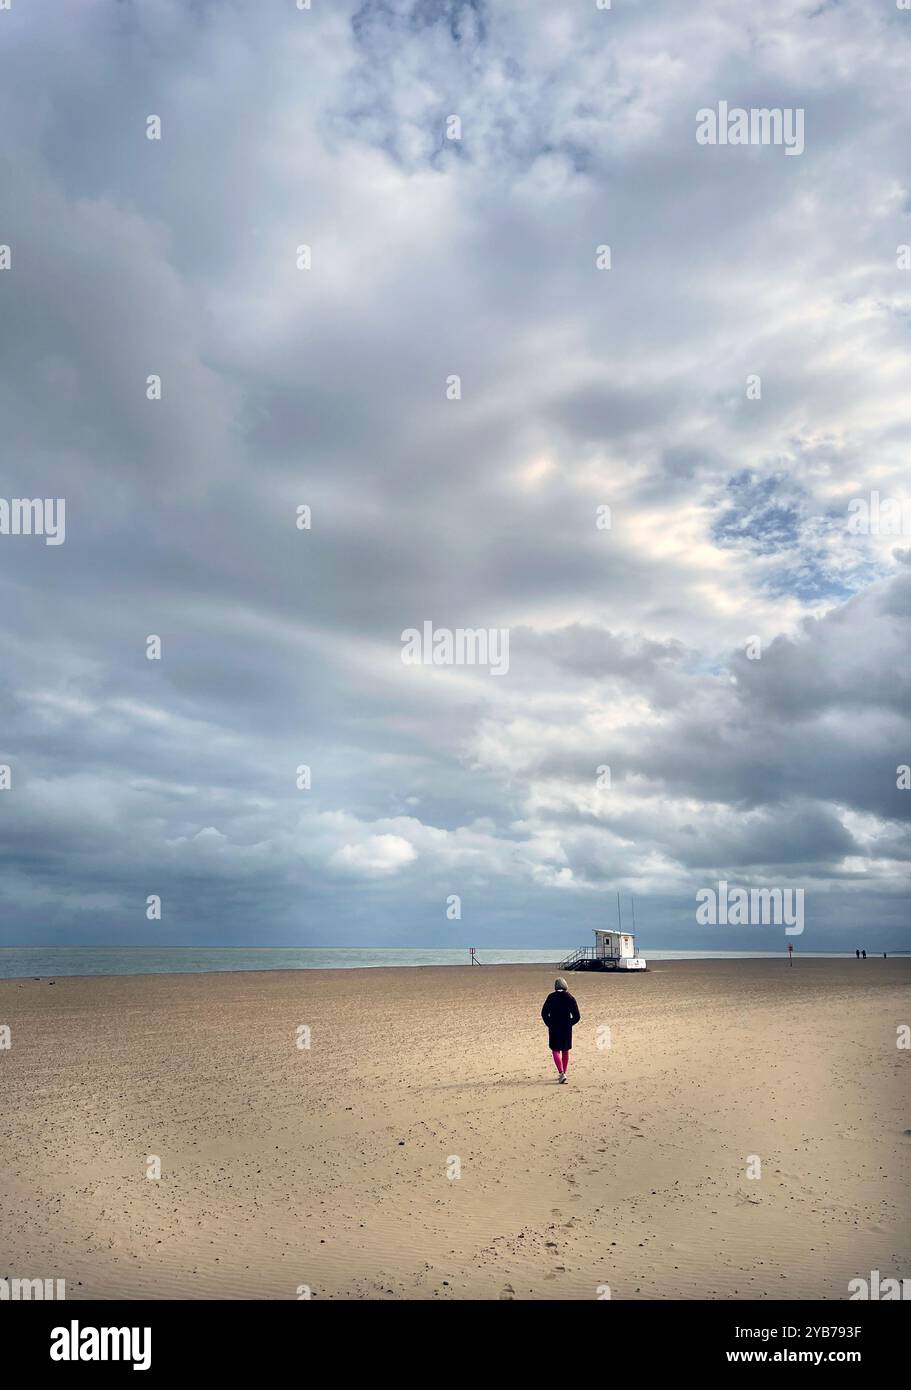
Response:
[1,958,908,1300]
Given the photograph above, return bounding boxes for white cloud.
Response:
[0,0,909,949]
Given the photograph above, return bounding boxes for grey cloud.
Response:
[1,0,910,951]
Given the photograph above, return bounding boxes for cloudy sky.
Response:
[1,0,910,952]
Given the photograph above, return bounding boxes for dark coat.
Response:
[541,990,580,1051]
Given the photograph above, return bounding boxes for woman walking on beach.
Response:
[541,977,580,1083]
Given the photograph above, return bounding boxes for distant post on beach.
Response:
[787,942,793,966]
[469,946,481,965]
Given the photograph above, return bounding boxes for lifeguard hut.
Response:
[560,900,647,972]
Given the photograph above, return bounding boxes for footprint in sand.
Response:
[498,1285,516,1300]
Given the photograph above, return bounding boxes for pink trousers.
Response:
[552,1049,570,1073]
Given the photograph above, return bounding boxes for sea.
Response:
[0,946,897,979]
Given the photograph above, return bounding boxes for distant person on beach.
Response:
[541,977,580,1084]
[862,949,867,959]
[856,949,860,959]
